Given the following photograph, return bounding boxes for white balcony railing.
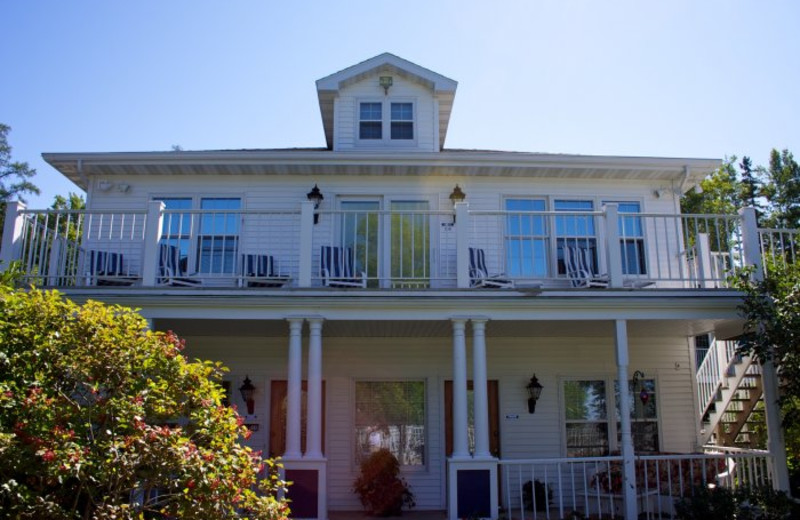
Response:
[0,201,786,291]
[499,449,773,519]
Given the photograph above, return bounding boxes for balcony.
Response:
[1,201,787,291]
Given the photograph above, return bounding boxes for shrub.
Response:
[0,286,289,519]
[353,448,415,516]
[674,485,798,520]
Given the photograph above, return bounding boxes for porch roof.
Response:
[43,149,720,192]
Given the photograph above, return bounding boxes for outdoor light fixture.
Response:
[632,370,649,405]
[239,376,256,415]
[449,185,466,223]
[526,374,544,414]
[379,76,393,94]
[307,184,324,224]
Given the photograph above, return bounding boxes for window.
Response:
[607,201,646,275]
[157,198,193,270]
[198,198,240,274]
[505,199,548,277]
[563,377,660,456]
[355,381,425,465]
[359,102,382,140]
[154,197,241,275]
[390,103,414,140]
[358,101,414,143]
[615,378,659,453]
[341,200,379,287]
[555,200,597,275]
[563,380,609,457]
[390,201,429,287]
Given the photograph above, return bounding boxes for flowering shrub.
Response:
[0,286,289,519]
[353,448,415,516]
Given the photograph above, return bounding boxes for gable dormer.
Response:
[316,53,457,152]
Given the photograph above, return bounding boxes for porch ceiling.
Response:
[157,317,729,339]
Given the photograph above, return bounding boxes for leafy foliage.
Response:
[0,124,39,234]
[352,448,414,516]
[0,285,289,519]
[674,485,797,520]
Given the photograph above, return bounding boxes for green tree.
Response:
[0,124,39,234]
[761,149,800,229]
[681,157,745,216]
[0,286,289,519]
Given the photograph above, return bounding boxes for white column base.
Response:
[447,458,498,520]
[281,458,328,520]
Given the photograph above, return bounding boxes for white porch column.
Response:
[472,319,491,459]
[0,201,26,269]
[305,318,324,460]
[285,318,304,459]
[603,203,623,288]
[452,318,470,459]
[614,319,638,520]
[299,201,314,288]
[142,201,165,286]
[455,202,470,289]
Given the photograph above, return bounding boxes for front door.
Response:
[269,380,326,457]
[444,380,500,457]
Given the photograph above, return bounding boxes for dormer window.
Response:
[359,102,383,139]
[358,101,415,143]
[390,103,413,140]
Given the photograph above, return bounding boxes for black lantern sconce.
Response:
[526,374,544,414]
[379,76,393,95]
[307,184,324,224]
[239,375,256,415]
[632,370,649,405]
[449,185,466,224]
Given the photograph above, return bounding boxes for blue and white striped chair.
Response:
[320,246,366,288]
[241,254,290,288]
[158,244,201,287]
[468,247,514,288]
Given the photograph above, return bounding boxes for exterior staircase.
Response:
[697,338,764,448]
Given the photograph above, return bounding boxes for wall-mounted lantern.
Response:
[526,374,544,414]
[307,184,324,224]
[379,76,393,95]
[239,375,256,415]
[449,185,466,224]
[633,370,649,404]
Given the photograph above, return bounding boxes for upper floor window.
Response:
[358,101,414,143]
[359,102,383,140]
[555,200,596,275]
[505,199,548,278]
[390,103,413,140]
[155,196,241,275]
[607,201,646,275]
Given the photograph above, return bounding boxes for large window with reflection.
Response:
[505,199,548,278]
[606,201,646,275]
[355,381,425,466]
[555,200,597,275]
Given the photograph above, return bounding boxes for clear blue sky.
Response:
[2,1,799,207]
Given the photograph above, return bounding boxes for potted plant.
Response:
[353,449,415,516]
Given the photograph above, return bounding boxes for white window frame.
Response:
[560,374,661,457]
[352,379,428,469]
[151,194,243,276]
[355,98,417,147]
[603,200,648,277]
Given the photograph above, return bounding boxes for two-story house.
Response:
[1,53,792,519]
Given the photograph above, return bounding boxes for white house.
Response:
[1,53,793,519]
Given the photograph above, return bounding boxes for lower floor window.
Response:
[355,381,425,465]
[563,377,659,456]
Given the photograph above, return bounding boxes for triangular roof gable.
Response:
[316,53,458,150]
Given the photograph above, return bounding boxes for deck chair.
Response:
[241,254,290,288]
[87,250,138,286]
[564,246,608,288]
[158,243,201,287]
[320,246,366,288]
[468,247,515,288]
